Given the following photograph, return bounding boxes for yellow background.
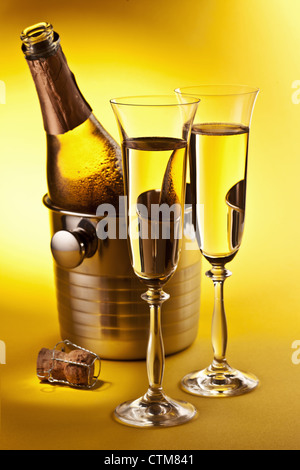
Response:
[1,0,300,450]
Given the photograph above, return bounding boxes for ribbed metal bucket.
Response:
[43,195,201,360]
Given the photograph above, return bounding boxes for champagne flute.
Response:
[110,95,199,427]
[175,85,259,397]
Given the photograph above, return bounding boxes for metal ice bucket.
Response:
[43,194,201,360]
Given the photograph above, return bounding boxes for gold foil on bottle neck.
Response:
[25,45,92,135]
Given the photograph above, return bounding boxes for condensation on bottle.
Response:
[21,22,124,214]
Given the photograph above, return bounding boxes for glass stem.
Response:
[206,264,232,372]
[141,288,170,403]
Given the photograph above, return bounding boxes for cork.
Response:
[37,347,95,386]
[64,349,95,386]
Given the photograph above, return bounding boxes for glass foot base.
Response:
[181,364,259,398]
[114,393,197,428]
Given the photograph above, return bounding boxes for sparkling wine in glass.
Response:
[110,95,199,426]
[175,85,259,397]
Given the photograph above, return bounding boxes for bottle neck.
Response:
[21,22,60,59]
[21,23,92,135]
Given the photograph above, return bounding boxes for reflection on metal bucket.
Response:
[43,194,201,360]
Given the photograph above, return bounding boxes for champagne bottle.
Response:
[21,22,123,214]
